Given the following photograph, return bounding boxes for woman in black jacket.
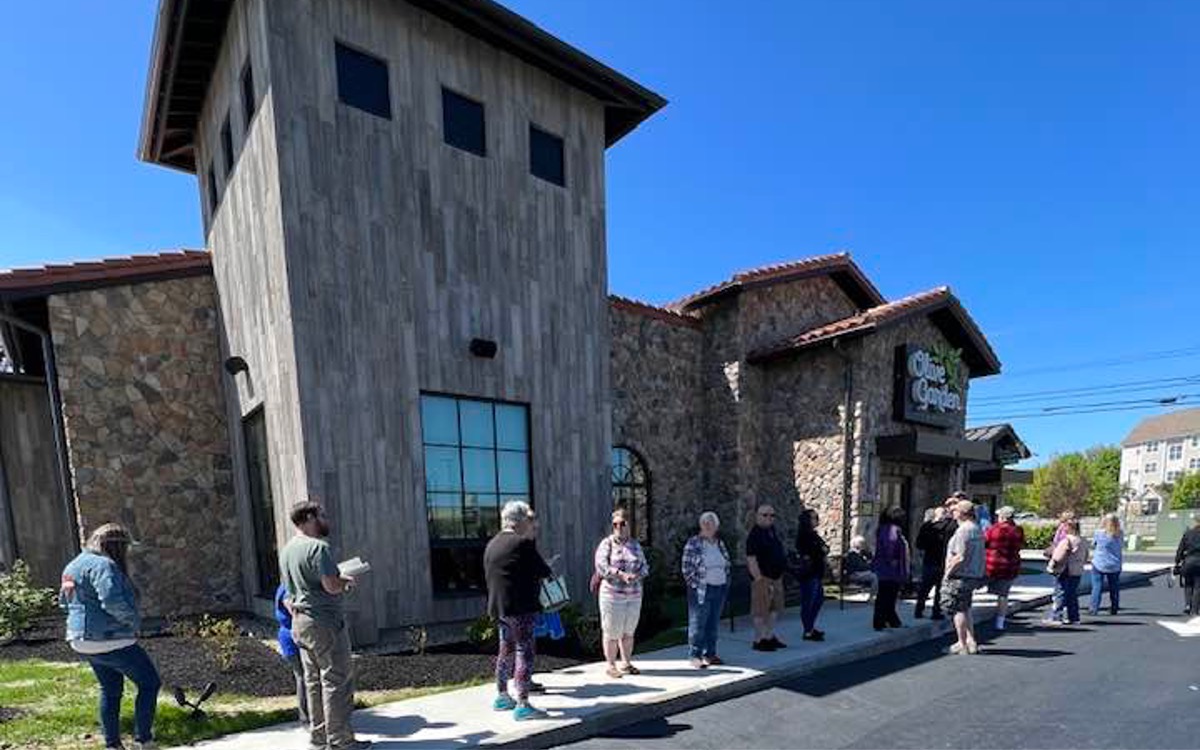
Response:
[794,509,829,641]
[1175,514,1200,616]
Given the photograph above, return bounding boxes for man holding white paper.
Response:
[279,499,370,750]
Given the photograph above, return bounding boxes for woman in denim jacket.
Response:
[681,511,731,669]
[60,523,161,750]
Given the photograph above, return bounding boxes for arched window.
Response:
[611,446,651,544]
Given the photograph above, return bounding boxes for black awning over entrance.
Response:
[876,432,992,464]
[968,467,1033,485]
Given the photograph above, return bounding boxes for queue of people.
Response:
[57,494,1153,745]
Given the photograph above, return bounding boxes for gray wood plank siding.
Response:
[195,0,614,637]
[195,0,306,606]
[268,0,612,637]
[0,377,74,586]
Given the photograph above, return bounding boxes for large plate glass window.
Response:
[421,395,530,594]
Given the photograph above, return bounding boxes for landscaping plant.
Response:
[0,560,56,642]
[196,614,240,672]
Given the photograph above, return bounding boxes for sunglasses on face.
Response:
[613,521,627,527]
[760,513,776,518]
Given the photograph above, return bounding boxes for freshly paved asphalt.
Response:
[560,577,1197,749]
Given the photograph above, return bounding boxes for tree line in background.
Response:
[1004,444,1200,516]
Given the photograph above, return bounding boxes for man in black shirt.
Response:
[914,503,958,619]
[746,504,788,651]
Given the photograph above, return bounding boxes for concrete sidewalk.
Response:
[187,561,1168,750]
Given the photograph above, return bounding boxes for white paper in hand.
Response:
[338,557,371,577]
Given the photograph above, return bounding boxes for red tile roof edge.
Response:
[609,294,702,329]
[668,252,885,311]
[0,250,212,297]
[746,285,1001,375]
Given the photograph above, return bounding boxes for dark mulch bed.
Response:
[1,627,583,699]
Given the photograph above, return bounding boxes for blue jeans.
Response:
[798,577,824,632]
[85,644,161,747]
[1089,570,1121,614]
[687,584,727,659]
[1057,575,1081,623]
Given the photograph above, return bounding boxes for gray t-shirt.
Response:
[279,535,341,627]
[946,520,985,580]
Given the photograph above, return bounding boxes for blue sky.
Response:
[1,1,1197,465]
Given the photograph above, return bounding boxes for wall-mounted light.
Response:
[469,338,498,359]
[223,356,249,376]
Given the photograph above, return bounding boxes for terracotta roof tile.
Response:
[668,252,884,311]
[746,286,1001,377]
[610,294,702,329]
[0,250,211,299]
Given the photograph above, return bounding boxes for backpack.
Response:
[589,537,613,594]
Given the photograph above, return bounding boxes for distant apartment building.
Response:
[1120,408,1200,500]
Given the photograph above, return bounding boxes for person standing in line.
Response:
[746,504,789,651]
[274,583,308,726]
[594,508,649,679]
[279,500,369,750]
[1044,519,1087,625]
[914,506,955,620]
[485,500,553,720]
[59,524,162,750]
[681,511,732,668]
[942,500,986,654]
[1174,514,1200,617]
[843,535,877,600]
[1089,514,1124,616]
[871,507,910,631]
[1045,510,1077,619]
[984,506,1025,631]
[794,508,829,642]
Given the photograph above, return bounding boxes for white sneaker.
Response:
[133,743,158,750]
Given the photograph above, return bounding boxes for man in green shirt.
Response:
[279,500,368,750]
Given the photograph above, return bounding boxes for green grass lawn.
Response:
[0,658,482,750]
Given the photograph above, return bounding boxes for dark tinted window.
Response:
[442,88,486,156]
[206,164,219,218]
[220,114,234,175]
[529,125,565,186]
[420,394,531,594]
[335,42,391,119]
[241,60,257,125]
[244,408,279,595]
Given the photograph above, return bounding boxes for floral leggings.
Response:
[496,614,538,700]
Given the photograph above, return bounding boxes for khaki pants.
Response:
[293,613,355,749]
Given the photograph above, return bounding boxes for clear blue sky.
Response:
[1,1,1197,466]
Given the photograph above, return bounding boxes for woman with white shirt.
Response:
[681,511,732,668]
[59,523,162,750]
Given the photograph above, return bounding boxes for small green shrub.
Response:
[0,560,56,641]
[197,615,240,672]
[559,604,602,656]
[1021,524,1056,551]
[465,614,497,647]
[407,625,429,655]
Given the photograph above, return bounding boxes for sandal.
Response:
[605,665,624,678]
[621,663,641,675]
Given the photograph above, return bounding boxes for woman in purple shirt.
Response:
[871,507,911,631]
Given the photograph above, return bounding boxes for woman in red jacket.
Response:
[984,506,1025,631]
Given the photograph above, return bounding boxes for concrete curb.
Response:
[487,567,1168,749]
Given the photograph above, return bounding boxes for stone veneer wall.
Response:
[48,276,243,616]
[609,303,704,553]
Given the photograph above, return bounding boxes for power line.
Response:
[971,374,1200,404]
[969,398,1199,422]
[996,345,1200,378]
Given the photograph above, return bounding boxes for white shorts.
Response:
[599,596,642,638]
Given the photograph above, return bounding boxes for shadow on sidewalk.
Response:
[546,681,666,701]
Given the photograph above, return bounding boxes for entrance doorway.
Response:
[879,475,912,536]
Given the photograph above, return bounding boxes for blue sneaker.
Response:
[493,693,517,711]
[513,704,549,721]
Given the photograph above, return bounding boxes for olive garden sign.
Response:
[893,343,966,428]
